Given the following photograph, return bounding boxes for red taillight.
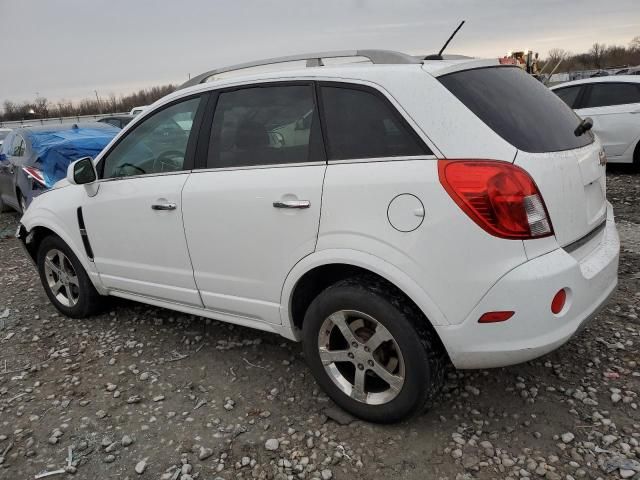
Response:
[438,160,553,240]
[551,289,566,314]
[478,311,514,323]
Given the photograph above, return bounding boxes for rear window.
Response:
[439,67,593,153]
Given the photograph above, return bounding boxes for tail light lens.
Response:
[438,160,553,240]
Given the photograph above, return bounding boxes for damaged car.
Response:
[0,123,119,212]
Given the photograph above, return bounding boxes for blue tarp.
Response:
[27,125,118,187]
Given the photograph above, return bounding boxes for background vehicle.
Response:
[0,123,118,212]
[97,115,135,129]
[17,50,619,422]
[551,76,640,170]
[129,106,147,116]
[0,128,11,147]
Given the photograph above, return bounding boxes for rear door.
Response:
[439,66,604,247]
[182,83,325,325]
[574,82,640,160]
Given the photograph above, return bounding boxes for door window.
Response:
[320,85,430,160]
[208,85,319,168]
[101,97,202,179]
[553,86,581,108]
[11,134,25,156]
[584,83,640,108]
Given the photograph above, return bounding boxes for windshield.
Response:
[439,67,594,153]
[0,131,9,141]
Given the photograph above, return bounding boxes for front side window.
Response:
[553,86,581,108]
[584,83,640,108]
[208,85,317,168]
[101,97,201,179]
[321,86,429,160]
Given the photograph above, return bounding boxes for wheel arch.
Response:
[280,249,450,342]
[18,214,104,292]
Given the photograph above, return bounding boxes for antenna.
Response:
[424,20,466,60]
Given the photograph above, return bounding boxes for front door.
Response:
[83,95,206,306]
[576,82,640,159]
[182,83,326,324]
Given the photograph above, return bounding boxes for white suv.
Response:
[16,50,620,423]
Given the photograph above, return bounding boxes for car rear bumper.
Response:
[436,203,620,369]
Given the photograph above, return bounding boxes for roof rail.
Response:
[178,49,420,90]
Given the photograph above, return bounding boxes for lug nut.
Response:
[351,342,358,348]
[364,346,370,352]
[357,364,364,370]
[348,352,354,359]
[368,360,374,367]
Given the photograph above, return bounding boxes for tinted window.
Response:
[102,97,201,179]
[208,85,317,168]
[554,86,581,108]
[584,83,640,108]
[440,67,593,153]
[321,86,429,160]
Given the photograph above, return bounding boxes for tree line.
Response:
[1,84,177,122]
[543,36,640,72]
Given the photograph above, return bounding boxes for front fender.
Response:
[279,248,449,341]
[19,207,107,294]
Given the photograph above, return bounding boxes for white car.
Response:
[129,106,147,116]
[16,50,619,422]
[551,76,640,170]
[0,128,11,147]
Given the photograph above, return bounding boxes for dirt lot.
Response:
[0,169,638,480]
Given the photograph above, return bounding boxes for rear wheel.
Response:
[37,236,103,318]
[302,277,446,423]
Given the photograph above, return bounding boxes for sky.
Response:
[2,0,639,105]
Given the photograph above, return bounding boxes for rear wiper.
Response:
[574,117,593,137]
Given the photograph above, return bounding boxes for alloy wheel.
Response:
[43,249,80,307]
[317,310,405,405]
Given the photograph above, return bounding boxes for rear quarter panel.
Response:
[316,159,529,325]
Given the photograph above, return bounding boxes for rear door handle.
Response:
[273,199,310,209]
[151,202,177,211]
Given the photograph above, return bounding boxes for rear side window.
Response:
[320,85,430,160]
[553,86,582,108]
[439,67,593,153]
[208,85,319,168]
[583,83,640,108]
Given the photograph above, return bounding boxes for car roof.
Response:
[551,75,640,89]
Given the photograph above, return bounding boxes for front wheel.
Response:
[302,277,446,423]
[37,235,103,318]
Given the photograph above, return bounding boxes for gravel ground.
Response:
[0,169,638,480]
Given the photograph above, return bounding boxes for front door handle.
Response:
[151,202,177,211]
[273,199,310,209]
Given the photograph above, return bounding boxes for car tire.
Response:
[0,195,10,213]
[36,235,103,318]
[302,276,446,423]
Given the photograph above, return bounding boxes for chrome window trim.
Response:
[327,155,437,165]
[94,169,191,184]
[190,161,326,174]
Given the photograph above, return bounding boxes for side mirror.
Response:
[67,157,97,185]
